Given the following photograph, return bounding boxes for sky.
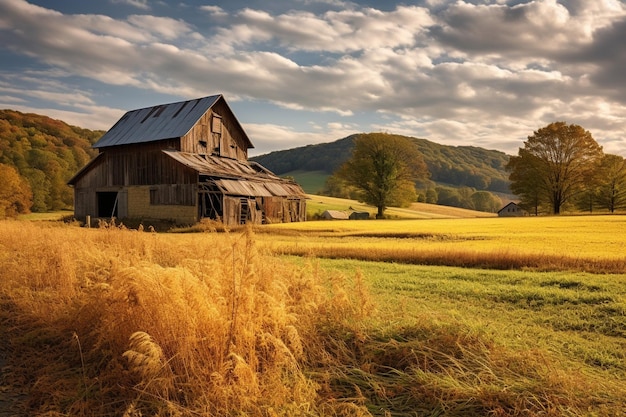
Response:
[0,0,625,157]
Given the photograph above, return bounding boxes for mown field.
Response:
[1,213,626,416]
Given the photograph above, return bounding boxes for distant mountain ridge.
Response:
[251,134,512,194]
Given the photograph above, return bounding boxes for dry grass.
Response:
[1,219,626,416]
[0,220,371,416]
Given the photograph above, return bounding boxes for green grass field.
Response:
[284,170,329,194]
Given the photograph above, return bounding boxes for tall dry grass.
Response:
[0,220,371,416]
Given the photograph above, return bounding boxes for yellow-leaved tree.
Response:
[0,163,32,218]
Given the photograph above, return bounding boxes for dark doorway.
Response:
[97,192,118,218]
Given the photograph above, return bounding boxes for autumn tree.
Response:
[506,122,603,214]
[595,154,626,213]
[0,163,32,218]
[470,190,502,212]
[336,133,429,218]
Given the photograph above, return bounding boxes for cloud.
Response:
[245,121,356,155]
[199,5,228,17]
[0,0,625,158]
[217,6,434,53]
[110,0,150,11]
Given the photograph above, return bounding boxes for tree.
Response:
[471,190,502,212]
[336,133,429,218]
[595,154,626,213]
[506,122,603,214]
[0,163,32,218]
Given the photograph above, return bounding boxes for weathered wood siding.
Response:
[74,141,196,189]
[180,105,248,161]
[261,197,306,224]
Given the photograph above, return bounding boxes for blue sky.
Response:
[1,0,625,157]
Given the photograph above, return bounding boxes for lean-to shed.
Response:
[68,95,306,226]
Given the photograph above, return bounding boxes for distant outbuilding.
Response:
[322,210,350,220]
[498,202,527,217]
[349,211,370,220]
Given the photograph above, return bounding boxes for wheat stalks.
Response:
[123,331,164,381]
[72,332,88,395]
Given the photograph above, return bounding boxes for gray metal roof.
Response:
[163,150,306,197]
[93,95,226,148]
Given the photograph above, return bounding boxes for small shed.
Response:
[69,95,306,226]
[349,211,370,220]
[322,210,349,220]
[498,202,526,217]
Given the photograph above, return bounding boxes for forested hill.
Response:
[251,134,512,193]
[0,109,103,212]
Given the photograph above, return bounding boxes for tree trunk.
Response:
[376,205,384,219]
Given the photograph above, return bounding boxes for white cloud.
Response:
[199,5,227,17]
[110,0,150,11]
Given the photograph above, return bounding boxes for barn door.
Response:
[116,191,127,218]
[96,191,127,218]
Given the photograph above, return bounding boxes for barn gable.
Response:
[69,95,306,226]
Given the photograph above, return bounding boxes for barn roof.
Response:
[163,150,305,197]
[93,95,253,149]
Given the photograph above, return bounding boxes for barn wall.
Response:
[127,186,197,224]
[73,189,93,220]
[181,109,248,161]
[260,196,306,224]
[73,143,197,189]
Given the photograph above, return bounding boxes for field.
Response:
[305,195,496,220]
[1,213,626,416]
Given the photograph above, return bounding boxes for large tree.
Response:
[336,133,429,218]
[506,122,603,214]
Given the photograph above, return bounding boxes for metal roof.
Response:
[163,150,267,179]
[162,150,306,197]
[93,95,252,149]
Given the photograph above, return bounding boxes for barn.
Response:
[68,95,306,226]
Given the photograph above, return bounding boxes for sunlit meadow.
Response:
[1,214,626,416]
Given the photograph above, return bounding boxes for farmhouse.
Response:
[68,95,306,226]
[497,202,526,217]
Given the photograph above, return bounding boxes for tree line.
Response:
[0,110,101,218]
[325,125,626,218]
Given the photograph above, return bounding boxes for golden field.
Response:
[256,215,626,273]
[1,214,626,416]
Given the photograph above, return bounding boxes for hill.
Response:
[0,110,103,212]
[251,134,512,194]
[305,194,496,219]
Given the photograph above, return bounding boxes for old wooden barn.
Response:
[69,95,306,226]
